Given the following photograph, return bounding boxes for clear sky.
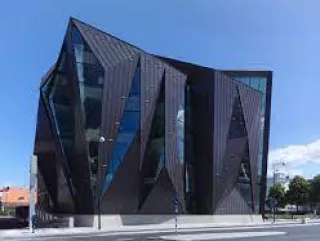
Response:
[1,0,320,187]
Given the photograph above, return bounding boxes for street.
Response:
[2,224,320,241]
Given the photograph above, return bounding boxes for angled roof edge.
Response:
[70,17,143,52]
[220,70,273,77]
[68,18,272,78]
[40,63,56,88]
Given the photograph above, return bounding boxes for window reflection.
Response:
[40,46,75,180]
[176,90,185,165]
[235,76,267,213]
[72,26,104,195]
[102,63,141,194]
[225,90,254,210]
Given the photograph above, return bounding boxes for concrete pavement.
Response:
[1,221,320,240]
[1,224,320,241]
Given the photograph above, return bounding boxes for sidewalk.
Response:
[1,219,320,239]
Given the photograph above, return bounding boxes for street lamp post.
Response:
[272,162,286,223]
[97,136,106,231]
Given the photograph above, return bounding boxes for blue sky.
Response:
[1,0,320,186]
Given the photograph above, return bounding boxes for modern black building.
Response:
[34,18,272,216]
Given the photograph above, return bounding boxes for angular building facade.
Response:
[34,18,272,216]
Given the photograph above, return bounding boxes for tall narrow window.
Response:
[71,26,104,194]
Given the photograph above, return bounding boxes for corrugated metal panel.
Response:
[72,19,140,69]
[139,169,177,214]
[212,71,237,212]
[140,53,165,169]
[215,187,251,214]
[215,137,247,213]
[99,56,140,189]
[164,65,187,211]
[100,134,140,214]
[238,85,262,208]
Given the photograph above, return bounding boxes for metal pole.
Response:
[174,196,178,235]
[29,155,38,233]
[273,164,276,223]
[98,136,106,230]
[175,214,177,235]
[98,196,101,230]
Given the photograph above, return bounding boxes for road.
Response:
[2,224,320,241]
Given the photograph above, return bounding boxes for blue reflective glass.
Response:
[130,69,140,95]
[238,77,249,85]
[119,111,140,132]
[125,95,140,111]
[72,27,84,45]
[103,63,141,194]
[112,133,136,161]
[72,27,104,195]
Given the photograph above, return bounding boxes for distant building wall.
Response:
[1,187,29,207]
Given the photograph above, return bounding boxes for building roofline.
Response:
[70,17,143,52]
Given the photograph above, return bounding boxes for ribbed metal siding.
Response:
[214,137,247,214]
[139,169,177,214]
[212,71,238,212]
[164,65,187,211]
[238,84,262,209]
[140,54,165,169]
[100,134,140,214]
[215,187,251,214]
[72,19,142,206]
[72,19,140,69]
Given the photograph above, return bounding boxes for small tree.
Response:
[286,175,311,213]
[268,183,286,209]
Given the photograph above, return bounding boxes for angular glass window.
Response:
[41,46,75,178]
[228,91,247,139]
[71,26,104,195]
[102,62,141,195]
[139,75,165,209]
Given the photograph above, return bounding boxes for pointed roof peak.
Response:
[69,17,142,52]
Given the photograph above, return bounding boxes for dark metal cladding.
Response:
[139,169,178,214]
[140,54,165,169]
[34,18,272,216]
[100,134,141,214]
[212,71,239,213]
[164,66,187,211]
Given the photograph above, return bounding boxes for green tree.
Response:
[309,175,320,209]
[268,183,286,208]
[286,175,311,213]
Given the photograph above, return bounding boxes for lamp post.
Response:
[272,161,286,223]
[97,136,106,230]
